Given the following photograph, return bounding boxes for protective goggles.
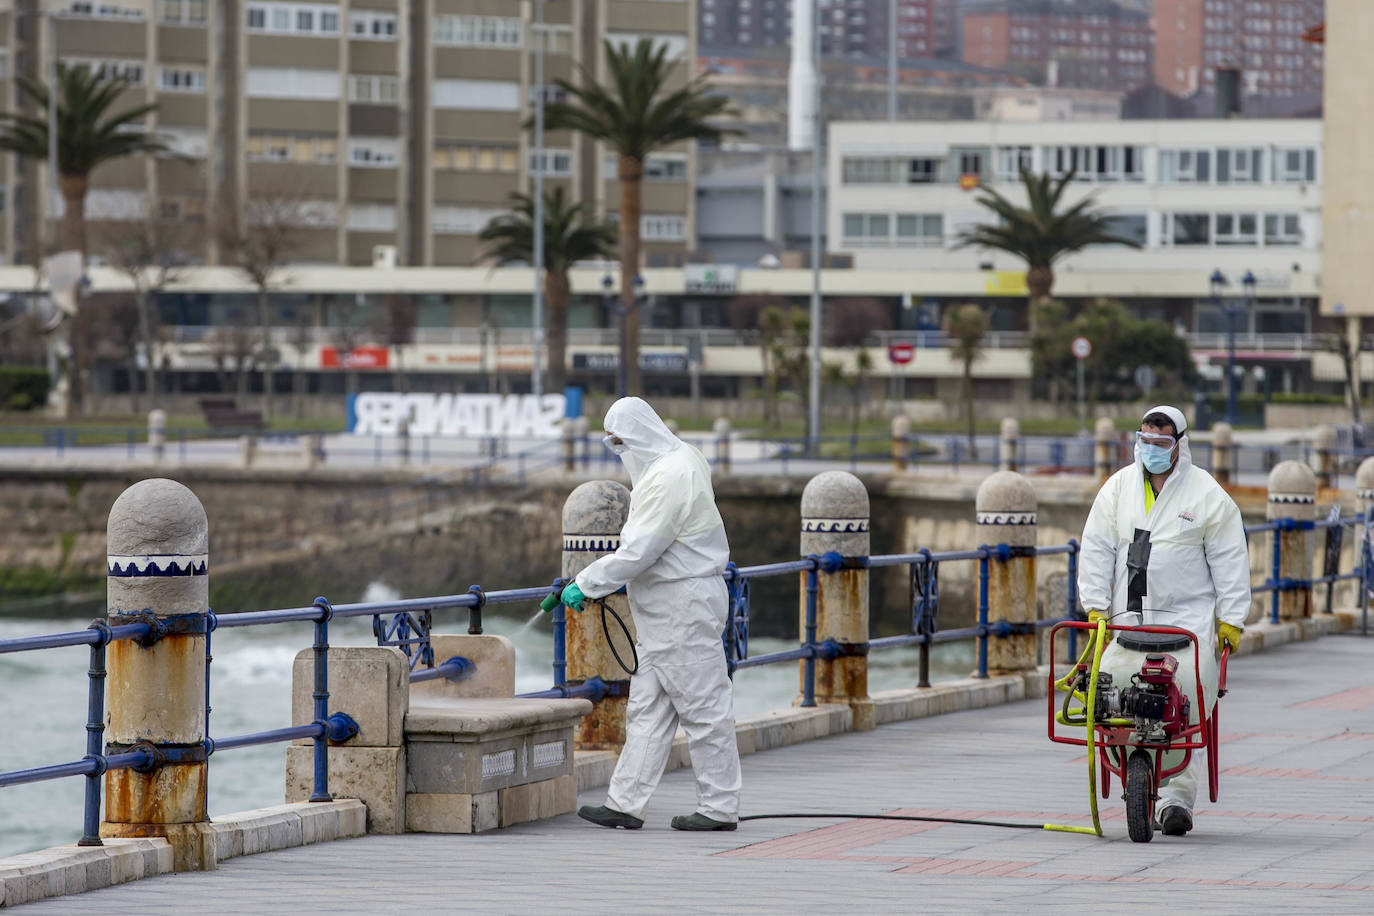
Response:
[1135,431,1176,450]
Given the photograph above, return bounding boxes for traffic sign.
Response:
[888,343,916,365]
[1071,336,1092,360]
[1134,364,1157,396]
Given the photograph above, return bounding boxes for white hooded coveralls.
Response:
[575,397,742,822]
[1077,406,1250,815]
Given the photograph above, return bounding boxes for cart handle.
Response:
[1217,645,1230,698]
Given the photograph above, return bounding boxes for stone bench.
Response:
[405,697,591,833]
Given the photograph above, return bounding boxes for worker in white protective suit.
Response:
[556,397,742,832]
[1077,405,1249,837]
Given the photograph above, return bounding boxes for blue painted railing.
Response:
[1,511,1369,849]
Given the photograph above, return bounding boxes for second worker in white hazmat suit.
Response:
[561,397,743,831]
[1077,405,1250,838]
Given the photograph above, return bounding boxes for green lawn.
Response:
[0,413,346,446]
[671,414,1141,439]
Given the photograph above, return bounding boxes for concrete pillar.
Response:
[147,409,166,463]
[1211,421,1233,486]
[1093,417,1117,482]
[102,479,213,869]
[998,417,1020,472]
[239,434,257,468]
[561,418,576,472]
[891,415,910,472]
[562,480,635,749]
[1314,424,1336,490]
[713,417,731,474]
[976,471,1038,673]
[799,471,874,730]
[1267,460,1316,620]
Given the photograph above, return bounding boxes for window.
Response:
[433,15,522,48]
[894,213,943,247]
[1214,212,1258,245]
[63,57,144,85]
[349,74,400,104]
[159,0,207,24]
[841,212,893,246]
[528,149,573,177]
[435,143,518,173]
[158,66,206,92]
[841,157,895,185]
[644,155,687,181]
[432,205,505,234]
[956,150,985,177]
[246,132,337,164]
[1264,213,1302,246]
[533,26,573,54]
[605,31,689,59]
[907,157,941,184]
[348,137,398,167]
[63,3,144,19]
[1045,145,1142,181]
[642,214,686,241]
[158,127,208,158]
[1158,149,1211,182]
[1272,147,1317,183]
[433,79,520,111]
[1099,213,1147,247]
[1216,147,1263,183]
[349,10,397,39]
[347,203,397,232]
[1164,212,1209,246]
[245,3,339,36]
[246,68,340,100]
[995,146,1032,180]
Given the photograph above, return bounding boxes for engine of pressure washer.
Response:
[1091,653,1190,742]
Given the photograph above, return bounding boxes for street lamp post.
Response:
[531,0,547,399]
[615,274,644,399]
[1211,268,1257,426]
[806,0,823,455]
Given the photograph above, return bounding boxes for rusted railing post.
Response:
[998,417,1019,472]
[1093,417,1116,482]
[799,471,874,730]
[1268,460,1316,621]
[103,479,215,870]
[562,480,634,748]
[891,416,910,472]
[1211,421,1234,486]
[976,471,1038,674]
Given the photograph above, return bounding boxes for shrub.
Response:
[0,366,51,412]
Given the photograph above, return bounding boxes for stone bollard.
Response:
[561,418,577,472]
[1093,417,1117,481]
[713,417,732,474]
[799,471,874,730]
[891,416,911,472]
[1211,421,1234,486]
[976,471,1038,674]
[562,480,636,749]
[1314,424,1336,490]
[1267,460,1316,620]
[102,479,215,869]
[239,434,257,468]
[999,417,1020,472]
[148,409,166,463]
[286,646,409,835]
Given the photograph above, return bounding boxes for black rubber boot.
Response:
[1159,806,1193,836]
[577,805,643,829]
[670,812,738,831]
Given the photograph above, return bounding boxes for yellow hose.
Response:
[1044,619,1107,837]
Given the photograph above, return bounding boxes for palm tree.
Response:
[480,188,617,392]
[0,63,168,255]
[944,304,989,458]
[955,169,1142,307]
[541,38,736,395]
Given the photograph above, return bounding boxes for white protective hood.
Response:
[603,397,682,485]
[1078,405,1250,639]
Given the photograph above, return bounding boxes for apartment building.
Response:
[699,0,958,62]
[961,0,1152,90]
[1153,0,1323,99]
[0,0,695,269]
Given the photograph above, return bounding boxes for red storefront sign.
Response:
[321,346,390,369]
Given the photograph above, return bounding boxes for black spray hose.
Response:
[593,597,638,676]
[738,813,1092,833]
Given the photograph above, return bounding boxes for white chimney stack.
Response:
[789,0,818,151]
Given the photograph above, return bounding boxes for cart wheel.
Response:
[1125,750,1155,844]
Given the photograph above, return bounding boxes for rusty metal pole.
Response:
[1211,421,1233,486]
[562,480,635,748]
[998,417,1019,473]
[1093,417,1116,482]
[891,415,910,472]
[976,471,1038,674]
[1268,460,1316,621]
[798,471,874,730]
[713,417,731,474]
[1314,424,1335,491]
[102,478,215,870]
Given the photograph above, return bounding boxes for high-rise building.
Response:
[1153,0,1323,99]
[0,0,695,269]
[699,0,955,62]
[961,0,1153,90]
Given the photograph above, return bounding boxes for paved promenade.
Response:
[23,634,1374,914]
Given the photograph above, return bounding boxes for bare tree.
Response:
[1322,317,1370,428]
[102,212,194,412]
[206,324,257,399]
[375,294,418,394]
[219,195,307,422]
[823,297,891,347]
[288,307,315,419]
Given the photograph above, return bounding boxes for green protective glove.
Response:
[560,581,586,613]
[1217,621,1243,654]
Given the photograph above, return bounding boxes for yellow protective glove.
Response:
[1217,622,1243,654]
[1087,609,1111,641]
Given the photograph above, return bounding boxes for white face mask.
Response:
[603,435,628,455]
